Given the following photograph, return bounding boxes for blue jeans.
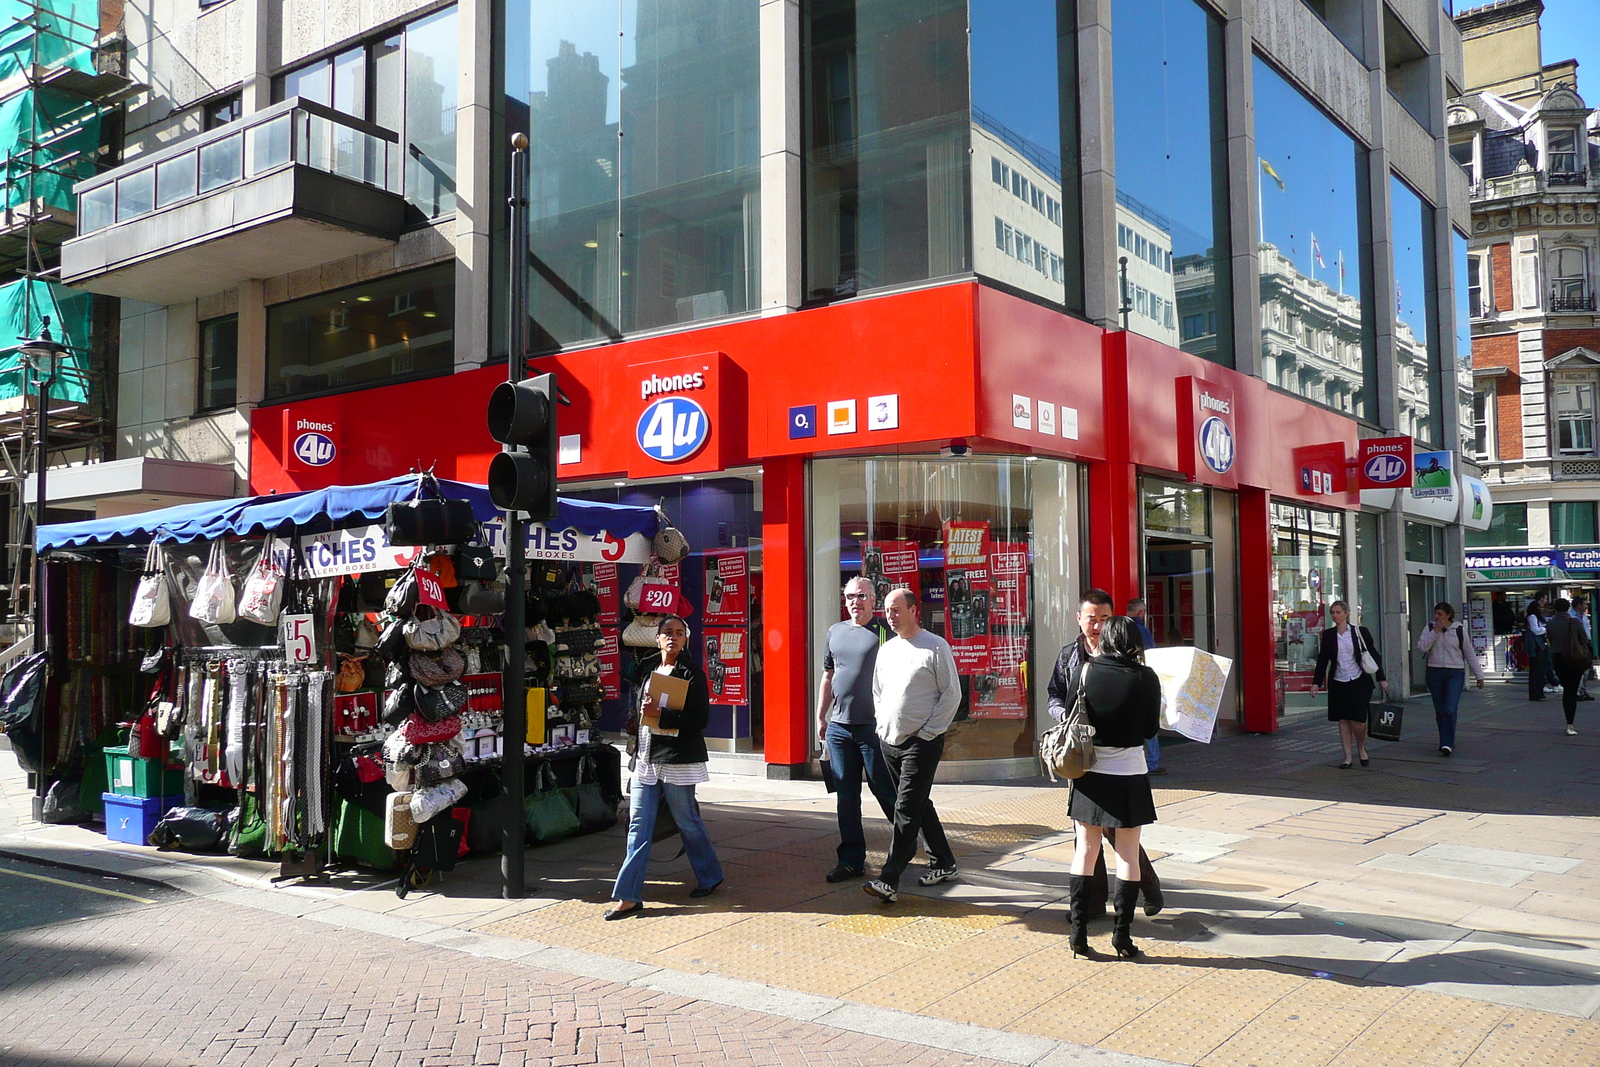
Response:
[1145,735,1161,770]
[826,720,897,869]
[612,775,723,904]
[1425,666,1466,750]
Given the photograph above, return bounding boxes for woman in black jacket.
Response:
[1311,600,1387,769]
[605,616,723,919]
[1066,616,1162,961]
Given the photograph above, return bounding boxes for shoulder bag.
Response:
[188,541,237,625]
[1040,663,1097,781]
[1356,628,1380,676]
[237,536,286,625]
[523,763,580,843]
[128,541,172,628]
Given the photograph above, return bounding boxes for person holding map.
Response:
[1311,600,1387,769]
[1064,616,1162,961]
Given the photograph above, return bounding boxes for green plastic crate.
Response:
[103,745,185,799]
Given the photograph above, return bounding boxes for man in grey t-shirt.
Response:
[816,576,896,882]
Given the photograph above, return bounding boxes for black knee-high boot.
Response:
[1111,876,1143,959]
[1067,874,1102,960]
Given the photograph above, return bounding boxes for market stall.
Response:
[15,474,668,888]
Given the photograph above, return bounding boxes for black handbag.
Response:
[386,498,477,547]
[411,811,465,871]
[384,569,419,617]
[415,681,468,723]
[567,755,617,834]
[382,683,417,725]
[377,617,410,661]
[454,540,498,581]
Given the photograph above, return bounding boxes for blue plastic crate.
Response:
[102,793,181,845]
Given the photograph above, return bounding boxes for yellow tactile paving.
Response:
[1196,1022,1346,1067]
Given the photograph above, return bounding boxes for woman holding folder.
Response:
[606,616,724,919]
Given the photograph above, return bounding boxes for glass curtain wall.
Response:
[405,8,458,219]
[1141,478,1215,652]
[1112,0,1231,362]
[506,0,760,351]
[1272,502,1346,714]
[804,0,970,301]
[970,0,1078,311]
[810,456,1083,763]
[1254,57,1372,418]
[1391,175,1439,444]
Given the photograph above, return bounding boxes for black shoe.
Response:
[825,865,864,883]
[1359,756,1370,767]
[1147,766,1169,776]
[1066,873,1102,960]
[1339,761,1352,770]
[1440,746,1453,756]
[1110,877,1143,960]
[604,902,644,921]
[689,879,724,899]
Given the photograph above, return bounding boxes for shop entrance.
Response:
[1272,502,1347,716]
[1140,479,1214,651]
[1404,522,1448,694]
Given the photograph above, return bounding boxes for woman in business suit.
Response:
[1311,600,1388,769]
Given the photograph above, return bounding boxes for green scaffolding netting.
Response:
[0,278,90,402]
[0,85,99,212]
[0,0,97,83]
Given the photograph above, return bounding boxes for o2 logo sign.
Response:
[637,396,710,463]
[293,431,337,467]
[1198,416,1234,475]
[1363,453,1409,485]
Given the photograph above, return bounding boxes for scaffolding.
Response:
[0,0,136,630]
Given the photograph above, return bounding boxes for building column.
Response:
[1077,0,1117,329]
[234,279,267,487]
[455,0,496,369]
[240,0,275,114]
[1224,0,1261,375]
[761,453,808,776]
[759,0,801,314]
[1238,485,1277,732]
[1089,334,1139,602]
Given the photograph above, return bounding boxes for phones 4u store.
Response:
[253,283,1366,779]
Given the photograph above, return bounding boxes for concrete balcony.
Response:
[61,98,406,304]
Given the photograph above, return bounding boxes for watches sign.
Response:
[1357,436,1413,490]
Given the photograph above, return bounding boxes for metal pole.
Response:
[30,329,56,639]
[500,134,530,899]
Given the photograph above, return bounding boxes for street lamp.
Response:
[18,317,70,635]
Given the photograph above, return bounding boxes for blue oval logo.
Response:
[636,396,710,463]
[293,431,337,467]
[1363,453,1408,485]
[1199,416,1234,474]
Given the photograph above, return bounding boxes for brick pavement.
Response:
[0,890,1016,1067]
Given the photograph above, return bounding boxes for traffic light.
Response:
[486,372,558,521]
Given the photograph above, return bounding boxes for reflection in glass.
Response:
[507,0,760,349]
[1142,478,1210,537]
[281,60,332,107]
[155,153,196,208]
[78,183,113,232]
[1466,502,1527,548]
[198,315,238,411]
[248,115,291,177]
[1453,230,1473,453]
[1141,477,1214,654]
[810,455,1083,763]
[265,264,454,400]
[971,0,1073,308]
[1391,176,1438,444]
[1113,0,1231,361]
[406,7,458,218]
[805,0,969,302]
[1254,57,1371,417]
[198,134,242,192]
[116,169,153,221]
[333,46,367,120]
[1272,502,1345,715]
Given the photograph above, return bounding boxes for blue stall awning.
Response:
[38,475,660,550]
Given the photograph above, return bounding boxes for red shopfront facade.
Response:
[252,282,1360,775]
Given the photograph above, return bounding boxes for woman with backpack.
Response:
[1311,600,1387,769]
[1416,602,1484,756]
[1544,598,1592,736]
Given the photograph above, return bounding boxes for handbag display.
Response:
[384,569,419,617]
[523,763,580,843]
[454,539,497,581]
[382,683,417,725]
[384,791,418,850]
[652,519,690,564]
[459,580,507,616]
[414,681,468,722]
[564,755,618,834]
[237,537,286,625]
[404,610,463,652]
[128,541,172,628]
[623,614,665,648]
[413,743,467,787]
[188,541,237,625]
[1040,663,1097,781]
[399,712,463,745]
[377,617,410,661]
[410,777,468,823]
[336,653,368,693]
[409,646,466,687]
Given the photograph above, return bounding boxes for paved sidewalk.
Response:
[4,681,1598,1066]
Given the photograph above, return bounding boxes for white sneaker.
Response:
[918,866,959,886]
[863,879,898,903]
[1566,725,1578,736]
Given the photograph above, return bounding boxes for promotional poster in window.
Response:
[941,521,1028,720]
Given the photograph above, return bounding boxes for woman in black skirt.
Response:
[1311,600,1387,769]
[1066,616,1161,960]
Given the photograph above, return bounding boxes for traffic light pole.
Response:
[500,134,530,899]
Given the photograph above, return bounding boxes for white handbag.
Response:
[189,541,237,625]
[1356,628,1380,676]
[237,536,286,625]
[128,541,172,628]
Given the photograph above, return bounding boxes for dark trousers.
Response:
[1554,660,1586,725]
[825,721,897,869]
[878,733,955,888]
[1425,666,1466,750]
[1528,635,1549,699]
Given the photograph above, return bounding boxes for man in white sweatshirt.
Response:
[864,588,962,903]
